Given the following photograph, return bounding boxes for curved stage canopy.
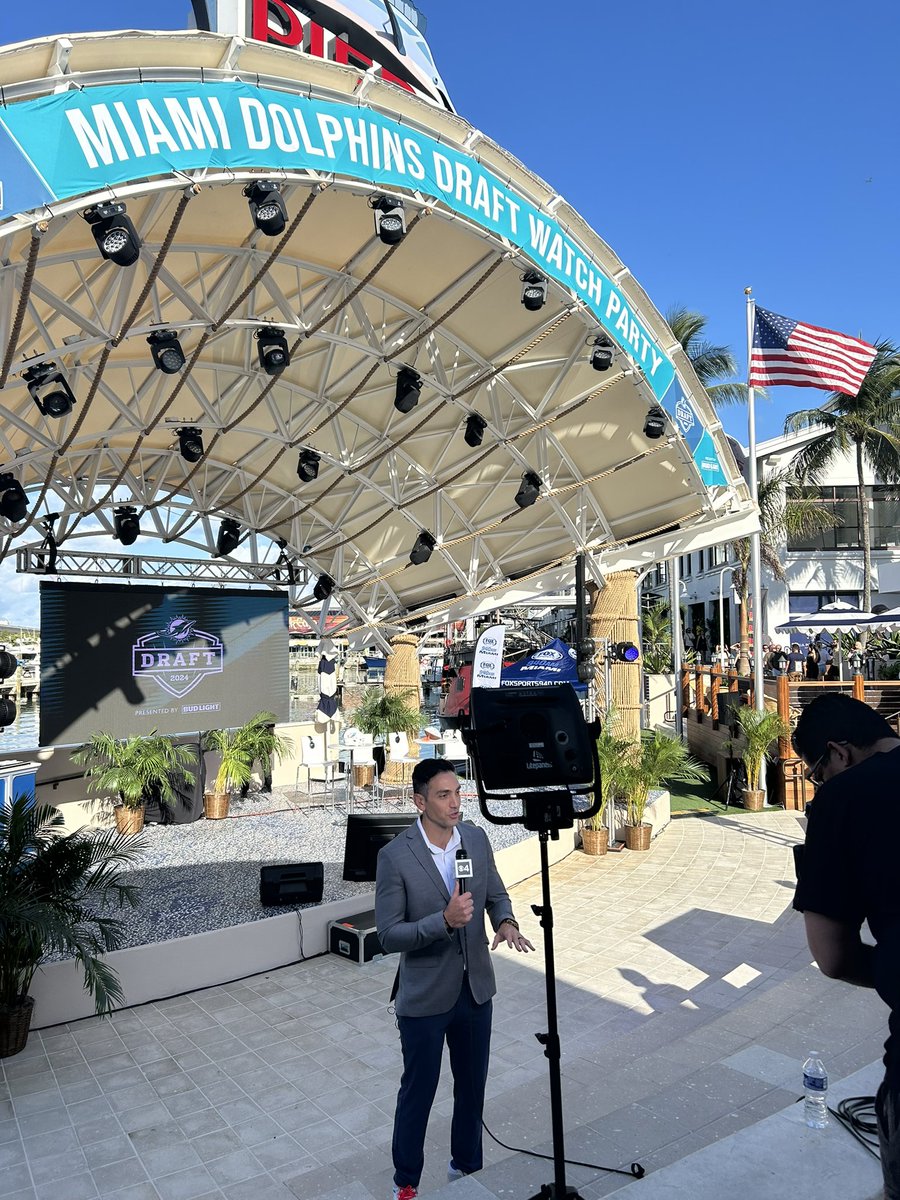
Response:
[0,30,757,641]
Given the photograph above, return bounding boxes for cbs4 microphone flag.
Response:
[749,307,876,396]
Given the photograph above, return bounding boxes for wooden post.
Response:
[681,667,691,719]
[852,673,865,702]
[694,666,703,723]
[711,668,721,728]
[777,675,791,760]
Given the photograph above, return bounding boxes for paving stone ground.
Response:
[1,810,888,1200]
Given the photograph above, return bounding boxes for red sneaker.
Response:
[392,1187,418,1200]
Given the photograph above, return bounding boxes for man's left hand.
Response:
[491,922,535,953]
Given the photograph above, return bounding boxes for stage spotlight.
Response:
[243,180,288,235]
[83,202,142,267]
[313,573,335,602]
[177,426,204,463]
[24,363,76,418]
[576,636,597,684]
[148,329,185,374]
[394,367,422,414]
[256,327,290,375]
[514,470,542,509]
[643,406,667,440]
[409,530,436,566]
[215,517,241,557]
[297,449,321,483]
[113,505,140,546]
[0,648,17,728]
[464,413,487,447]
[0,475,27,523]
[611,641,640,663]
[590,335,614,372]
[521,270,547,311]
[370,194,407,244]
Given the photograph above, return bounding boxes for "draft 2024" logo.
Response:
[132,616,223,699]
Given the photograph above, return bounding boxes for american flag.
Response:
[749,307,876,396]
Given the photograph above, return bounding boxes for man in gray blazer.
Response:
[376,758,533,1200]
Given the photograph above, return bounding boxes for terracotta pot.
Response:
[114,806,145,834]
[0,996,35,1059]
[203,791,230,820]
[742,788,765,812]
[625,823,652,851]
[581,826,609,856]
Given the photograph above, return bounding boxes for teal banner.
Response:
[0,79,724,486]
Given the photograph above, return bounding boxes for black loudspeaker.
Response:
[260,862,324,906]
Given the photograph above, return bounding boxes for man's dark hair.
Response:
[791,693,896,761]
[412,757,458,796]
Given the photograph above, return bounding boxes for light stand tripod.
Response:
[532,824,580,1200]
[464,684,644,1197]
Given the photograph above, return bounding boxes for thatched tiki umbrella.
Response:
[588,571,642,745]
[380,633,422,785]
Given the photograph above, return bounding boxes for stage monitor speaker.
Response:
[260,862,324,906]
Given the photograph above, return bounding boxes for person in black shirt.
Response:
[792,694,900,1199]
[804,647,820,681]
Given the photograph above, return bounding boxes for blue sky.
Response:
[0,0,897,623]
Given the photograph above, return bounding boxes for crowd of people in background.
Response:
[685,628,842,680]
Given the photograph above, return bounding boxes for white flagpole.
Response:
[745,288,765,714]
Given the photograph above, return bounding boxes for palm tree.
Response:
[730,469,835,674]
[784,341,900,624]
[665,306,748,407]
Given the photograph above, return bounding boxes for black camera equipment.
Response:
[464,684,643,1197]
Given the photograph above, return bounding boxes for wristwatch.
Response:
[500,917,519,931]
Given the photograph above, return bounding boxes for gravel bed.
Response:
[96,785,534,951]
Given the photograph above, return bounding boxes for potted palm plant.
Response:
[352,687,426,787]
[74,732,197,833]
[203,713,293,817]
[732,705,790,810]
[582,719,632,855]
[0,794,146,1057]
[623,729,708,850]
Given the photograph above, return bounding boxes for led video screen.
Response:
[40,583,289,745]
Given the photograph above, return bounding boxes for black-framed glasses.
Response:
[803,749,832,788]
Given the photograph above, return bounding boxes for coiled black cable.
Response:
[830,1095,880,1160]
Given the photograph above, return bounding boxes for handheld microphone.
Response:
[455,847,473,893]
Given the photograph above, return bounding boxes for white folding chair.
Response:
[297,732,343,809]
[373,731,416,806]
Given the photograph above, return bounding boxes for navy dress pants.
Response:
[392,979,492,1188]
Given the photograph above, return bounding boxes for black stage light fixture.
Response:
[113,505,141,546]
[394,367,422,414]
[576,636,597,684]
[243,180,288,236]
[521,270,548,312]
[83,202,142,267]
[0,647,17,728]
[370,194,407,244]
[610,641,640,663]
[464,413,487,447]
[643,406,667,440]
[148,329,185,374]
[177,426,204,463]
[215,517,241,557]
[514,470,542,509]
[297,449,321,483]
[590,335,614,372]
[24,363,76,418]
[409,530,436,566]
[256,327,290,375]
[0,475,28,523]
[313,573,335,602]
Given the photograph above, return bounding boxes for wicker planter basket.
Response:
[742,788,765,812]
[353,764,375,788]
[204,791,230,820]
[581,826,609,856]
[114,806,145,835]
[625,823,652,851]
[0,996,35,1059]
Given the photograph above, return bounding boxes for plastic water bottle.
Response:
[803,1052,828,1128]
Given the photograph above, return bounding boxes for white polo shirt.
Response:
[417,818,461,894]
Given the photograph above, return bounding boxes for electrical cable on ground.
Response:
[830,1095,880,1159]
[482,1118,644,1181]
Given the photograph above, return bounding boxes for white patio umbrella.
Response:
[864,606,900,632]
[777,601,876,636]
